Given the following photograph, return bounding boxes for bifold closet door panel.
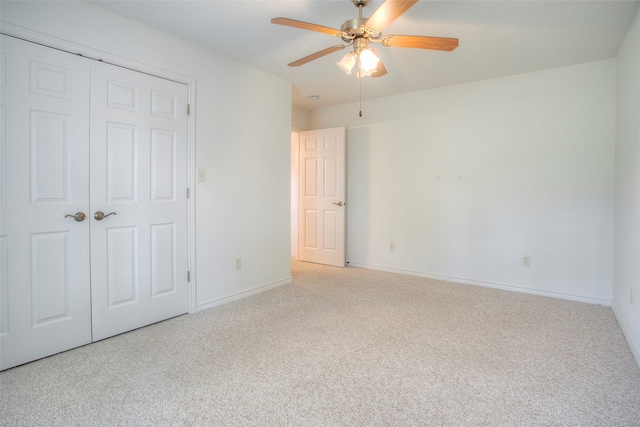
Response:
[0,35,92,370]
[89,61,190,342]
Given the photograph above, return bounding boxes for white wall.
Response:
[0,1,293,309]
[613,8,640,364]
[311,60,616,304]
[292,107,311,132]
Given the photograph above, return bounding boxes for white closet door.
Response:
[89,62,189,341]
[0,35,92,370]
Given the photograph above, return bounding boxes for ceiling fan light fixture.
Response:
[337,48,380,77]
[358,48,380,74]
[336,51,357,75]
[358,67,375,78]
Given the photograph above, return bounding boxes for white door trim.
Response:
[0,23,198,313]
[291,131,300,260]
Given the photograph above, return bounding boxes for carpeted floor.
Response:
[1,261,639,426]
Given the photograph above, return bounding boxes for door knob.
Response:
[94,211,117,221]
[332,201,344,207]
[65,212,86,222]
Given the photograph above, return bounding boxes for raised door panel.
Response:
[107,122,138,202]
[151,223,177,296]
[106,226,139,307]
[301,138,320,255]
[304,210,318,249]
[29,61,71,99]
[322,146,340,255]
[30,232,71,325]
[323,156,338,198]
[323,211,338,251]
[30,111,69,202]
[304,157,318,197]
[150,129,176,201]
[151,90,177,119]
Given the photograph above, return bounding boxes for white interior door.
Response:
[0,35,92,370]
[298,127,346,267]
[89,61,189,341]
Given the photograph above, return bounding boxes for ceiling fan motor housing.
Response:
[340,18,381,43]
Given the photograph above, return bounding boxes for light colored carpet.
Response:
[1,261,639,426]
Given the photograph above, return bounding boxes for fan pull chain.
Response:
[359,74,363,117]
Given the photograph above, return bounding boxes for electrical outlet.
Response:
[390,242,395,251]
[197,169,206,182]
[522,256,531,267]
[236,258,242,270]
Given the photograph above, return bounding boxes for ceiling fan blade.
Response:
[369,49,387,78]
[382,35,459,51]
[365,0,419,32]
[288,45,347,67]
[271,17,342,36]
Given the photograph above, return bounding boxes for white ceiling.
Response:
[89,0,639,110]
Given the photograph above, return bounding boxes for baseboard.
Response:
[611,304,640,369]
[196,277,292,312]
[347,261,612,306]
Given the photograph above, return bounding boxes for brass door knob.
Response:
[94,211,117,221]
[65,212,86,222]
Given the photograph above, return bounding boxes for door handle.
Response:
[65,212,86,222]
[94,211,117,221]
[332,201,344,207]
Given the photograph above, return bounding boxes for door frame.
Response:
[1,23,198,313]
[291,131,300,259]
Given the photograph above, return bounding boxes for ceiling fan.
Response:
[271,0,459,78]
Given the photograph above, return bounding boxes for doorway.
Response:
[291,127,346,267]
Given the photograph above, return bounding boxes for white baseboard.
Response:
[196,277,292,312]
[611,304,640,369]
[347,261,612,306]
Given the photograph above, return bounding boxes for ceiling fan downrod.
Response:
[354,0,367,15]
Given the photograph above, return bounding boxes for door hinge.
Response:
[187,271,191,282]
[186,187,190,199]
[187,104,191,116]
